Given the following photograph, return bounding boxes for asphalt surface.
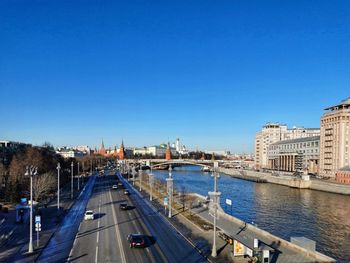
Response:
[37,175,96,263]
[68,171,207,263]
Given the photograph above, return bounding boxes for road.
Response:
[68,171,207,263]
[37,175,96,263]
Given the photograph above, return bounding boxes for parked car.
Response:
[124,190,130,195]
[119,203,129,210]
[84,210,94,220]
[127,234,146,248]
[112,185,118,189]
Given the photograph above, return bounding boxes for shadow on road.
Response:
[68,253,88,262]
[93,213,106,220]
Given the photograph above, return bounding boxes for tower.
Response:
[99,139,106,156]
[166,142,172,160]
[119,140,125,160]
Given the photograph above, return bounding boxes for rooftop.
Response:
[324,98,350,111]
[271,136,320,146]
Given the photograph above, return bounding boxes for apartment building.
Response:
[319,98,350,179]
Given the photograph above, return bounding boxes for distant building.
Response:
[166,142,171,160]
[204,150,231,156]
[133,144,177,157]
[267,136,320,174]
[319,98,350,179]
[254,123,320,170]
[56,147,86,158]
[73,145,92,155]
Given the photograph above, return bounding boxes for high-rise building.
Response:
[254,123,320,170]
[319,98,350,179]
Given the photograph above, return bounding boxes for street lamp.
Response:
[139,168,142,192]
[71,162,74,199]
[77,162,80,191]
[25,165,38,253]
[166,165,174,218]
[209,161,221,258]
[56,163,61,210]
[149,172,154,201]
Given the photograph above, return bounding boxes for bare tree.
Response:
[33,172,57,202]
[186,194,197,217]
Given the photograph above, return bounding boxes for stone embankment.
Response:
[218,168,350,195]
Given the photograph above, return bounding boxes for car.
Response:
[124,190,130,195]
[112,185,118,189]
[119,203,128,210]
[127,234,146,248]
[84,210,94,220]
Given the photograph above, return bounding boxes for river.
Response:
[150,166,350,262]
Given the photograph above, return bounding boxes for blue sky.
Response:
[1,1,349,152]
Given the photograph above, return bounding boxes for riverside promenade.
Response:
[219,168,350,195]
[192,197,335,263]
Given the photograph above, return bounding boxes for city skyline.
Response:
[1,1,350,152]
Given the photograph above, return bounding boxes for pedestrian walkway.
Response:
[0,176,90,263]
[192,206,334,263]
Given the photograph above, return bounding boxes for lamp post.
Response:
[139,168,142,192]
[209,161,221,258]
[77,162,80,191]
[25,165,38,253]
[71,162,74,199]
[166,165,174,218]
[56,163,61,210]
[149,173,154,201]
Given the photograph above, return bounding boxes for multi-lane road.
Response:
[67,171,207,263]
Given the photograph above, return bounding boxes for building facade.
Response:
[267,136,320,174]
[319,98,350,178]
[254,123,320,170]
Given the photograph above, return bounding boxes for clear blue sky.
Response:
[1,1,349,153]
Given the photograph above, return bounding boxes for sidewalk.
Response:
[0,176,89,263]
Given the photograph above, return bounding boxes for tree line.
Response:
[0,144,106,204]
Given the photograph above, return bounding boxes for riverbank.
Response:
[129,174,334,262]
[219,168,350,195]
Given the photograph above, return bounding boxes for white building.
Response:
[267,136,320,174]
[254,123,320,170]
[56,147,86,158]
[133,144,177,157]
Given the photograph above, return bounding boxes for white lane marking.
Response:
[95,245,99,263]
[109,188,127,263]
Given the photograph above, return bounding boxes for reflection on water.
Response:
[151,166,350,262]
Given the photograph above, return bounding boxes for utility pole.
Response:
[56,163,61,210]
[209,161,221,258]
[25,166,38,254]
[71,162,74,199]
[166,165,174,218]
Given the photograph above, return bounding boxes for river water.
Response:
[150,166,350,262]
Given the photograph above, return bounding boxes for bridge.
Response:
[126,159,217,169]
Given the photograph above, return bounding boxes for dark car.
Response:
[127,234,146,248]
[119,203,128,210]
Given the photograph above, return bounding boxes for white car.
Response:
[84,210,94,220]
[112,185,118,189]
